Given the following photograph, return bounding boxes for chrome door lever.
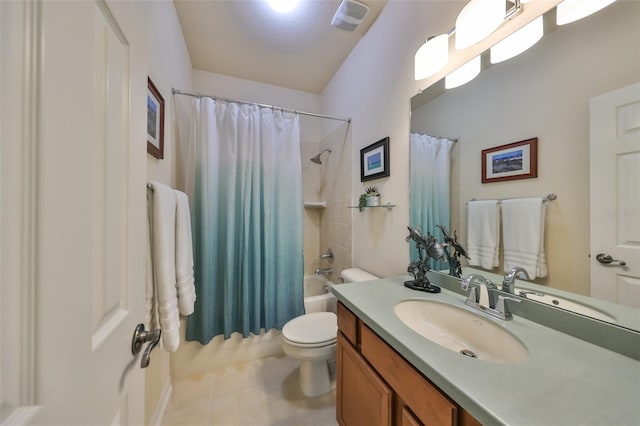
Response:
[596,253,626,266]
[131,323,161,369]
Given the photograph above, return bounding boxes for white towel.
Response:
[502,197,547,279]
[147,181,181,352]
[145,190,158,330]
[466,200,501,269]
[175,190,196,316]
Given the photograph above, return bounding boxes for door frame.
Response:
[1,0,40,422]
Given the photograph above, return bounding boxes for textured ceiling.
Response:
[174,0,388,94]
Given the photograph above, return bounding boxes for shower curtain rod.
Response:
[172,89,351,123]
[412,131,459,142]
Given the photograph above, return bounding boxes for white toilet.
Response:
[281,268,379,397]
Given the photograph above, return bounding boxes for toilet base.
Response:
[299,359,331,397]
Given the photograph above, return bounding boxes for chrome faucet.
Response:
[461,274,496,307]
[461,274,520,320]
[518,289,544,298]
[502,267,531,294]
[315,267,332,276]
[319,248,334,263]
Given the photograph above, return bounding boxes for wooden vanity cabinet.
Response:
[336,302,481,426]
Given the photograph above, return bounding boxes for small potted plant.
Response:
[357,186,381,211]
[364,186,380,207]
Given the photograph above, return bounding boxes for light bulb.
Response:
[445,56,481,89]
[557,0,617,25]
[414,35,449,80]
[490,16,543,64]
[455,0,505,50]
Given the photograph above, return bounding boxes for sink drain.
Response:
[460,349,477,358]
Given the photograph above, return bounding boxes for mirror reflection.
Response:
[409,1,640,330]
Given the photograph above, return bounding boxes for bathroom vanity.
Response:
[337,302,480,426]
[332,276,640,425]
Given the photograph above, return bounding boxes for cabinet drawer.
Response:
[337,302,357,345]
[360,323,457,426]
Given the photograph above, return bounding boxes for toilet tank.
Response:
[340,268,379,283]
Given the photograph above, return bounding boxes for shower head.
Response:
[310,148,333,164]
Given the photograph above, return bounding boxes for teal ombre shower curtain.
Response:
[409,133,454,271]
[181,97,304,343]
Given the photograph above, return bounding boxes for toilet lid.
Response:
[282,312,337,345]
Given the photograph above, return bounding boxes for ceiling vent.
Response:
[331,0,369,32]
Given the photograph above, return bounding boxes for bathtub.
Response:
[303,275,337,314]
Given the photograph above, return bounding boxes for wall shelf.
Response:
[304,201,327,209]
[348,203,396,211]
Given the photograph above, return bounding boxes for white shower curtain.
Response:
[409,133,454,270]
[179,97,304,343]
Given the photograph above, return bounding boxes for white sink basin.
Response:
[515,289,616,322]
[394,299,529,364]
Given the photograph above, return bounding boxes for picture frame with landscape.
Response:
[481,138,538,183]
[360,137,390,182]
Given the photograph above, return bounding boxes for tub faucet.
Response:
[502,267,531,294]
[319,248,334,264]
[315,267,332,276]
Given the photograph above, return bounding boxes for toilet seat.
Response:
[282,312,337,346]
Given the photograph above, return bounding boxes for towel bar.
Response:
[467,193,556,205]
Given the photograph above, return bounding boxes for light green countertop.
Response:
[332,276,640,425]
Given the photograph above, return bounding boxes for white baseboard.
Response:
[148,377,172,426]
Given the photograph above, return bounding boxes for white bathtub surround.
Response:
[304,275,338,313]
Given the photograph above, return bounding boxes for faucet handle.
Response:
[460,274,486,290]
[518,290,544,298]
[495,295,521,320]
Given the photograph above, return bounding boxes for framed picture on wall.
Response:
[147,77,165,159]
[360,137,390,182]
[481,137,538,183]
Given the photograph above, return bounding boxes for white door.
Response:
[590,82,640,309]
[1,0,148,424]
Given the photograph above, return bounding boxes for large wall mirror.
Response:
[410,1,639,331]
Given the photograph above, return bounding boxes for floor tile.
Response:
[163,355,337,426]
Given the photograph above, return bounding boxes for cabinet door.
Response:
[360,324,457,426]
[337,332,392,426]
[401,406,423,426]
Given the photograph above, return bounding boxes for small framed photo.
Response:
[360,137,390,182]
[147,77,165,159]
[481,137,538,183]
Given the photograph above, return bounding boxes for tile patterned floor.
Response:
[162,355,338,426]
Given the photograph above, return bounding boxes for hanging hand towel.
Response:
[175,190,196,316]
[145,188,158,330]
[502,197,547,279]
[147,181,181,352]
[466,200,500,269]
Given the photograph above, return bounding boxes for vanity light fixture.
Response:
[455,0,506,49]
[490,16,543,64]
[414,34,449,80]
[556,0,617,25]
[445,56,481,89]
